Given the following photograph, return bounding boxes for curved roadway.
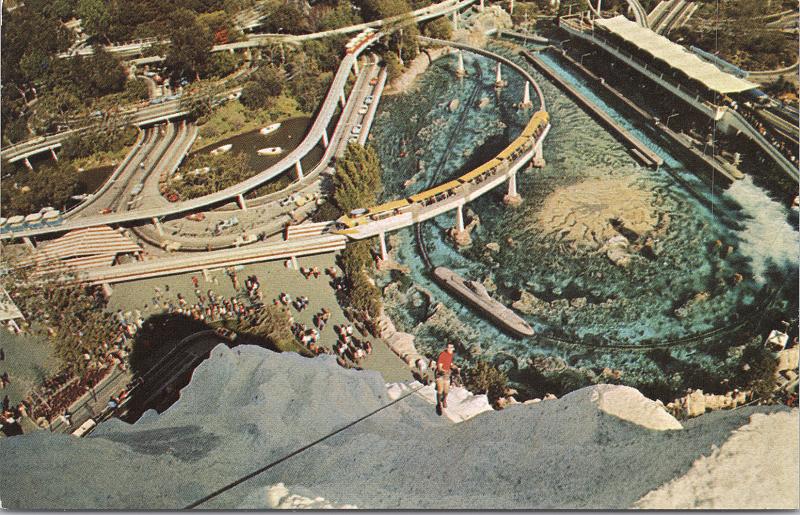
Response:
[1,37,374,241]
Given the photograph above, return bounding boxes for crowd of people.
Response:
[2,260,380,435]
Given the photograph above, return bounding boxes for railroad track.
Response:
[415,57,485,270]
[536,286,779,350]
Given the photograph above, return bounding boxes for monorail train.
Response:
[345,29,378,55]
[334,110,549,232]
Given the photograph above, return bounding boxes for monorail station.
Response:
[559,13,798,179]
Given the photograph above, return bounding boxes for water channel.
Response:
[369,47,799,399]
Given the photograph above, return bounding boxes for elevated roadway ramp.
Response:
[78,234,347,285]
[1,35,379,241]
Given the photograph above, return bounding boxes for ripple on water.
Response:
[370,46,798,396]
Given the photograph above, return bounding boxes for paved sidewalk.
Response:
[108,252,412,383]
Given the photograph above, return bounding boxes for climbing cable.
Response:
[183,383,427,509]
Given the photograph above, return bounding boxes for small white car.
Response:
[358,105,369,115]
[364,95,374,105]
[351,124,362,135]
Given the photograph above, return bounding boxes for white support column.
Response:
[202,268,210,282]
[295,160,304,180]
[101,282,114,299]
[229,47,235,54]
[479,0,485,10]
[339,91,347,107]
[531,138,546,168]
[152,217,164,236]
[353,58,360,76]
[510,0,515,14]
[452,11,458,29]
[23,157,33,170]
[22,237,35,250]
[322,128,329,148]
[504,172,522,205]
[237,193,248,211]
[291,255,299,270]
[379,232,388,261]
[520,81,532,108]
[495,62,503,87]
[50,148,59,161]
[456,50,466,77]
[456,204,465,232]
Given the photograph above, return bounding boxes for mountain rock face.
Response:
[0,345,796,510]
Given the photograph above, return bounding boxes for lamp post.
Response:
[580,51,592,65]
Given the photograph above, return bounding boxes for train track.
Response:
[414,58,485,270]
[535,286,780,350]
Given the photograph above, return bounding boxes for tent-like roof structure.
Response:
[594,16,758,94]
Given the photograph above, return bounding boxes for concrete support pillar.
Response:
[510,0,515,14]
[495,63,505,88]
[452,11,458,29]
[504,172,522,206]
[23,157,33,171]
[152,217,164,236]
[531,140,546,168]
[101,282,114,299]
[291,255,299,270]
[520,81,532,108]
[450,203,471,246]
[379,231,388,261]
[202,268,210,282]
[22,237,35,250]
[229,48,235,54]
[479,0,485,10]
[237,193,247,211]
[295,160,304,180]
[50,148,59,161]
[456,50,466,77]
[339,91,347,107]
[353,58,360,76]
[322,128,329,148]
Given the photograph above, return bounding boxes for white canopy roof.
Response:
[595,16,758,94]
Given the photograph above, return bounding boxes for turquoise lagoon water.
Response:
[369,48,799,397]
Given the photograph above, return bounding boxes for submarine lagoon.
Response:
[369,49,799,401]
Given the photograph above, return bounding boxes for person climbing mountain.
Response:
[435,342,460,415]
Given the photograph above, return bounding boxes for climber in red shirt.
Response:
[435,342,460,414]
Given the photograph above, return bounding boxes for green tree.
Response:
[240,65,284,109]
[77,0,112,42]
[261,3,311,33]
[124,77,151,101]
[422,17,452,39]
[29,86,82,133]
[332,143,383,213]
[164,9,213,82]
[0,161,83,216]
[205,51,242,79]
[314,0,363,30]
[465,361,508,404]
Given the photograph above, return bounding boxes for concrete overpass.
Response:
[58,0,476,58]
[1,34,380,241]
[76,234,347,286]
